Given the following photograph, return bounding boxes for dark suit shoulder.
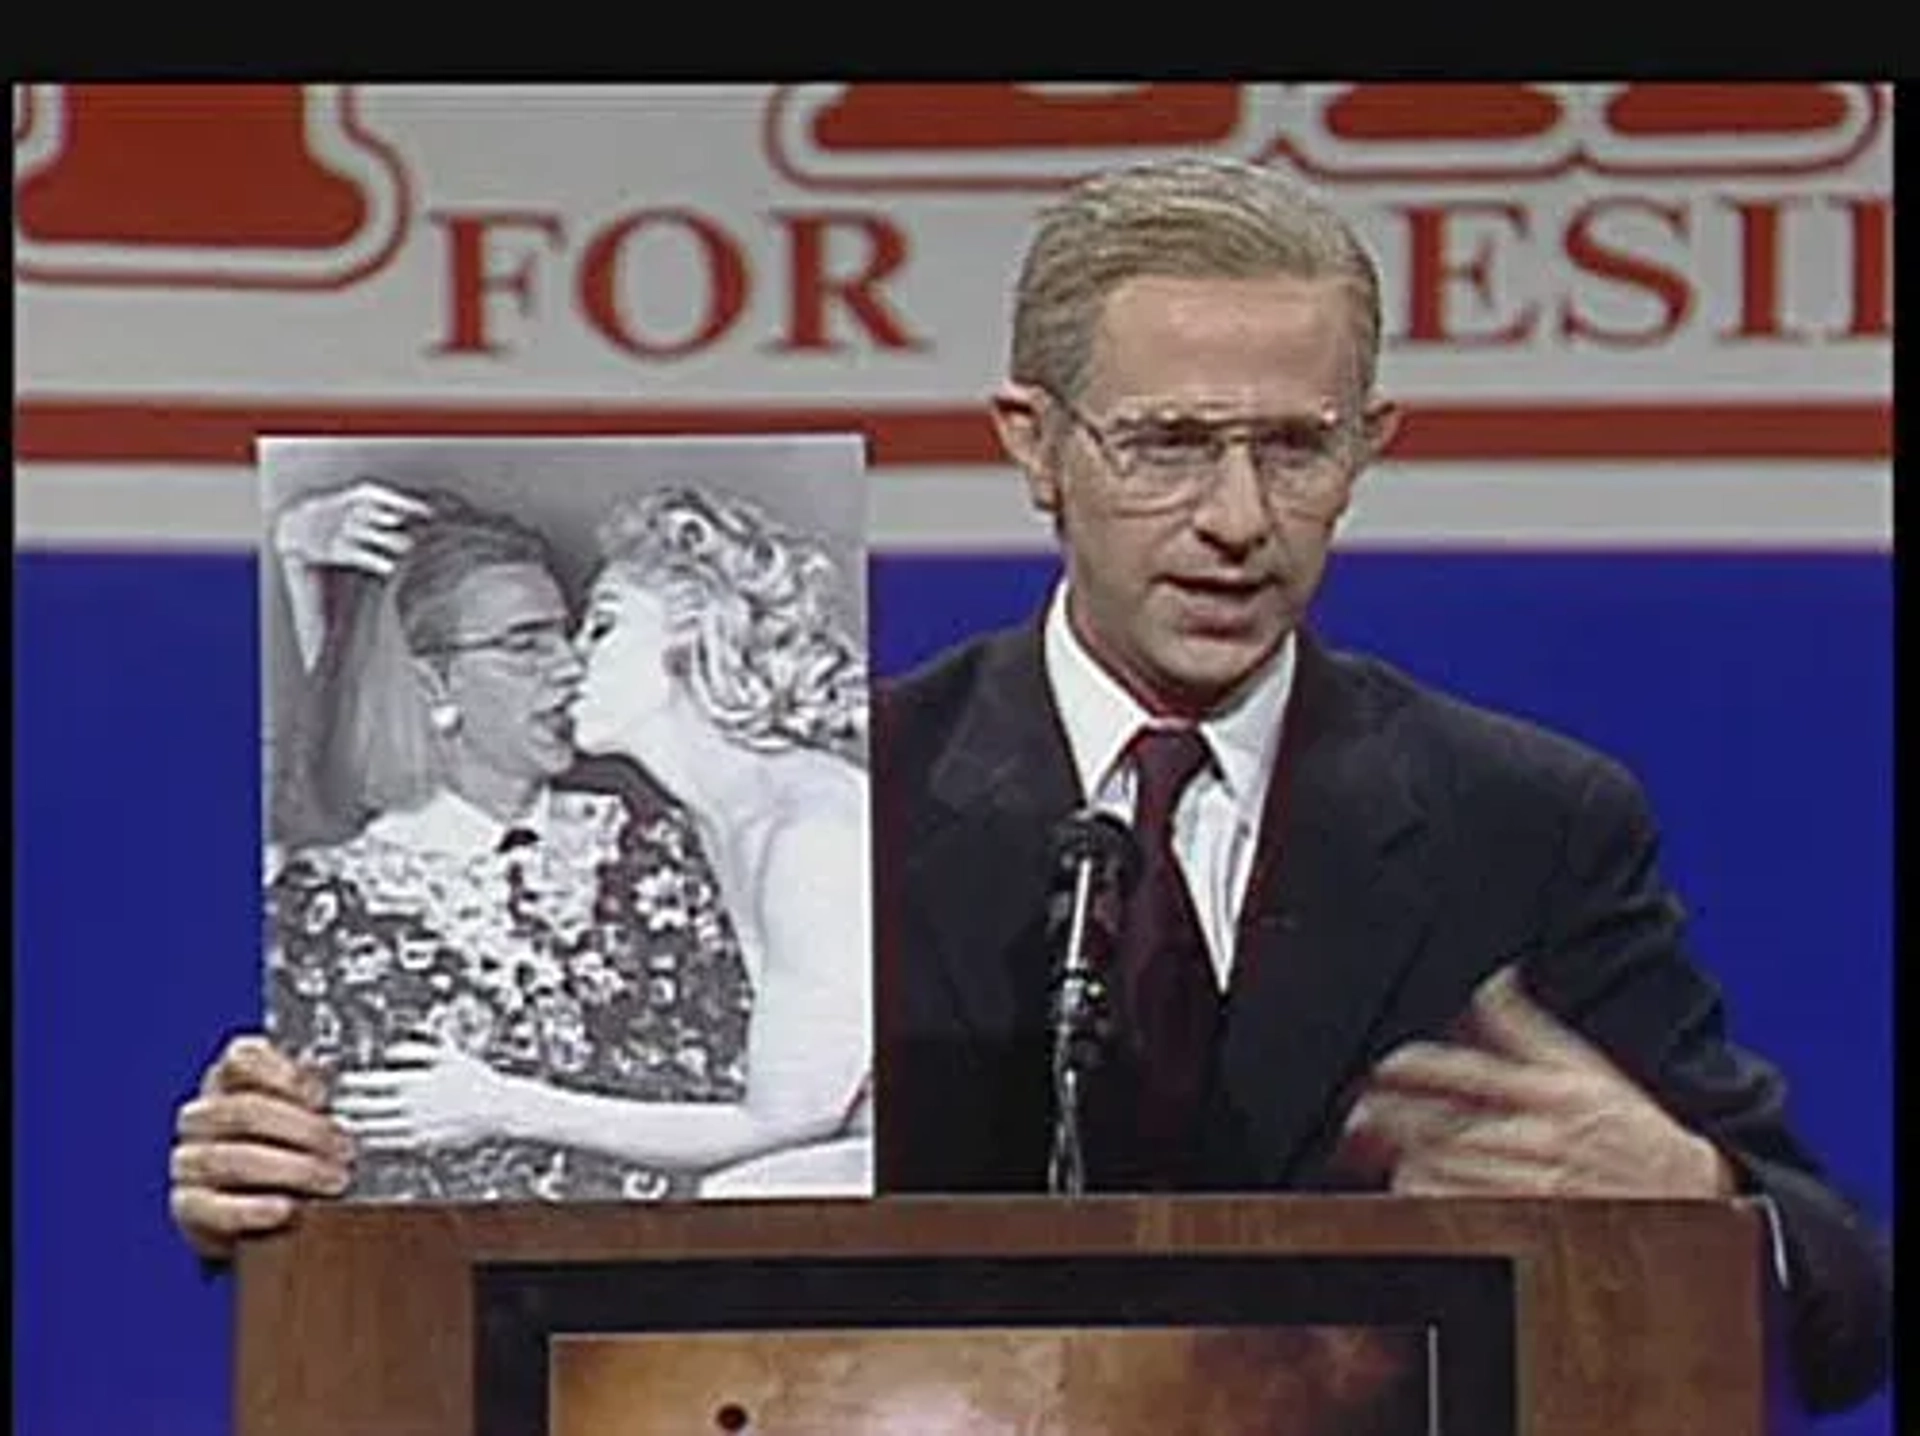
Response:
[879,624,1026,710]
[875,625,1028,759]
[1327,645,1642,815]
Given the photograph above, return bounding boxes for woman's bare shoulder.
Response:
[770,751,870,833]
[754,756,869,914]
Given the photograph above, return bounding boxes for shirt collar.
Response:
[361,783,554,859]
[1042,582,1294,811]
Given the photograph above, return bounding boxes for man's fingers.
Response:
[202,1036,327,1108]
[1337,1086,1564,1196]
[1460,966,1603,1068]
[169,1186,299,1256]
[1330,1103,1398,1182]
[170,1138,352,1197]
[1333,1081,1481,1184]
[1344,1089,1481,1158]
[176,1091,355,1162]
[1391,1140,1558,1197]
[1367,1040,1568,1112]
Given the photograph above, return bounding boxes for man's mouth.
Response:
[533,702,575,743]
[1166,573,1272,603]
[1164,574,1275,629]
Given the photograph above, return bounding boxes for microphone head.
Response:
[1050,807,1142,896]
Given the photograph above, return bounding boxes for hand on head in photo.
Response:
[274,478,432,578]
[274,485,582,848]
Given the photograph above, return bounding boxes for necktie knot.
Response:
[1129,725,1212,841]
[496,826,539,855]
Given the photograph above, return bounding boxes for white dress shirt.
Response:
[1042,585,1295,989]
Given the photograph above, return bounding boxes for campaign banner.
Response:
[14,82,1893,550]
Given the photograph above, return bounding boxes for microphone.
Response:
[1046,808,1140,1196]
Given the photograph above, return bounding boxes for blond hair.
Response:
[598,487,866,759]
[1010,156,1384,403]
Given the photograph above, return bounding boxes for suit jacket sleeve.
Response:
[1527,755,1890,1415]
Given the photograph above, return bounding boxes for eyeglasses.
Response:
[417,621,576,668]
[1041,387,1361,518]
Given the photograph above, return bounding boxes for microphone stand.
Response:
[1046,809,1136,1196]
[1048,852,1104,1195]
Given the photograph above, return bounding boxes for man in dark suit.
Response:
[871,157,1888,1414]
[170,156,1887,1414]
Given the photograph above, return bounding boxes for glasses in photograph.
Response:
[419,621,576,669]
[1042,387,1362,518]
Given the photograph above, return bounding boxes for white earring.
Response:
[429,702,461,734]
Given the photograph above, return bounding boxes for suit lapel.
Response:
[1218,633,1434,1182]
[906,625,1083,1039]
[897,622,1436,1186]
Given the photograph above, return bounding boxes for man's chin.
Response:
[1154,633,1287,710]
[528,734,580,774]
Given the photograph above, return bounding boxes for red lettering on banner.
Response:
[429,210,567,357]
[767,212,925,352]
[1717,199,1806,342]
[577,210,750,359]
[1604,83,1852,138]
[416,186,1881,370]
[809,83,1242,151]
[424,206,926,364]
[1324,84,1563,143]
[1561,199,1692,346]
[1399,203,1538,346]
[1834,197,1891,339]
[18,84,365,248]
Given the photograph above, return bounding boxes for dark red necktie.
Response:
[1116,724,1220,1181]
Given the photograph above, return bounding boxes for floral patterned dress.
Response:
[266,790,753,1201]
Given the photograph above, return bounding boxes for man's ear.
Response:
[989,382,1062,516]
[1323,398,1403,533]
[1359,396,1403,467]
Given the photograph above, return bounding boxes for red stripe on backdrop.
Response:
[11,398,1891,465]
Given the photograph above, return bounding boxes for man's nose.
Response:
[1191,441,1269,552]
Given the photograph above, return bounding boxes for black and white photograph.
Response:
[256,435,873,1203]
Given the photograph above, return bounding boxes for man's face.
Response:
[999,273,1394,717]
[433,562,583,783]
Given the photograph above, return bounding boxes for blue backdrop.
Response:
[14,547,1891,1436]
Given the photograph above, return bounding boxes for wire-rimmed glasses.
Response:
[416,620,577,669]
[1040,386,1361,518]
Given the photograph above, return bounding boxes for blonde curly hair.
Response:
[597,486,867,758]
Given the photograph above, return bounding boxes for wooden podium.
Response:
[236,1196,1781,1435]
